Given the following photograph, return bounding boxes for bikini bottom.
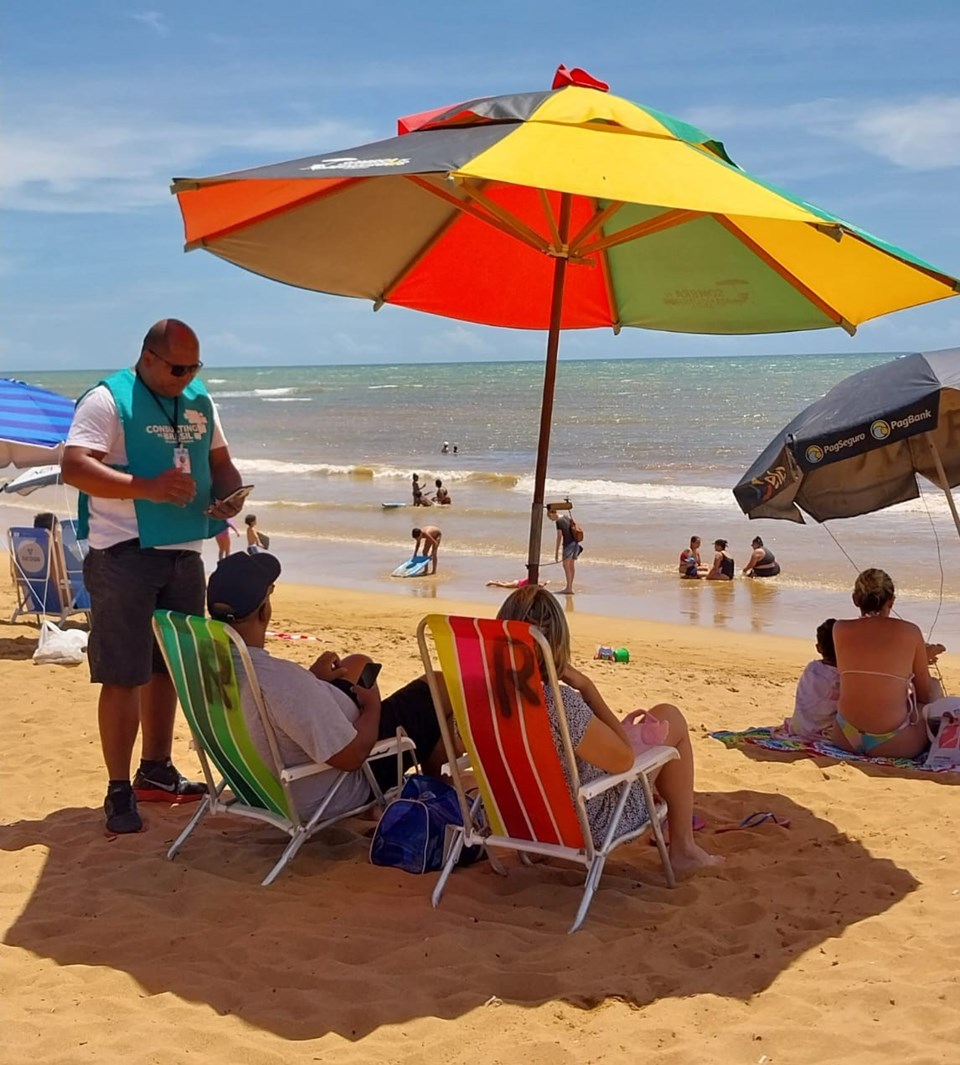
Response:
[835,707,918,754]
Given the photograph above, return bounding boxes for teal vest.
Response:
[77,368,226,548]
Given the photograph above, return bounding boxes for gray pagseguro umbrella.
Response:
[734,348,960,537]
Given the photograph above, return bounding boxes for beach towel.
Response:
[710,726,959,774]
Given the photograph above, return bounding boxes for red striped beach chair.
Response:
[417,614,678,933]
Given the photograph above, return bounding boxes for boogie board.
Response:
[381,502,407,509]
[392,554,431,578]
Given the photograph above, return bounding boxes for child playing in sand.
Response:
[786,618,839,739]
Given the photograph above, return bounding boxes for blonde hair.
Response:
[853,568,895,615]
[496,586,571,673]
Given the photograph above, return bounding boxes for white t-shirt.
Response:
[240,647,372,820]
[788,659,839,739]
[66,384,227,551]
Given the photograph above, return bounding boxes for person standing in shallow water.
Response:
[412,525,442,574]
[548,506,582,594]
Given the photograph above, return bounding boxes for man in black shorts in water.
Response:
[207,552,455,820]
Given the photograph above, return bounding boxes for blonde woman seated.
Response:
[831,568,943,758]
[497,586,721,879]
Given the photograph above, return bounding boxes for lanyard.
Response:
[136,369,181,446]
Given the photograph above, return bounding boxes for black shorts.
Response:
[370,677,442,792]
[83,539,205,686]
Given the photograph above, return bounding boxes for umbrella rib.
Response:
[585,198,622,334]
[538,189,562,248]
[577,209,703,255]
[715,216,856,334]
[378,179,469,302]
[407,176,551,255]
[568,201,625,255]
[454,180,554,253]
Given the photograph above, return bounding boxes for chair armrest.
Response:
[368,735,417,758]
[280,734,417,783]
[578,745,679,802]
[281,760,333,783]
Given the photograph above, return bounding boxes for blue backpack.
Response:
[370,775,477,874]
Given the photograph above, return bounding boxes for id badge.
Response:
[173,446,191,474]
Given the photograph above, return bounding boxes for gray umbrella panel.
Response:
[735,348,960,523]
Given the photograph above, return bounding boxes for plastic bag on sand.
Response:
[33,620,88,666]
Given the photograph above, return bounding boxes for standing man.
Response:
[62,319,244,834]
[548,506,582,595]
[411,525,442,574]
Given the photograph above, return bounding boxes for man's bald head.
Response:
[141,319,199,360]
[137,319,202,396]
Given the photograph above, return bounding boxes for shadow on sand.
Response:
[0,787,918,1041]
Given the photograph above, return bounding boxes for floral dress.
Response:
[542,683,650,847]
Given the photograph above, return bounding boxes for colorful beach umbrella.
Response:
[734,348,960,537]
[171,68,960,577]
[0,378,75,469]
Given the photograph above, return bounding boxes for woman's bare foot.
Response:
[561,588,575,595]
[669,841,724,880]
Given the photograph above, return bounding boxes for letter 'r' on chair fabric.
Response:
[425,614,584,849]
[153,610,289,817]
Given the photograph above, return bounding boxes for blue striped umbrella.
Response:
[0,378,76,468]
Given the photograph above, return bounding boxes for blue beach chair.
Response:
[7,525,90,625]
[59,518,92,613]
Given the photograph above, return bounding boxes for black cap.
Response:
[207,551,281,621]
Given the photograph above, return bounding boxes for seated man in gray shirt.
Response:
[206,552,450,821]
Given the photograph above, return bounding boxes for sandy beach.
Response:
[2,574,959,1065]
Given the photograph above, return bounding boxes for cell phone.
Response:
[356,661,382,689]
[205,484,254,515]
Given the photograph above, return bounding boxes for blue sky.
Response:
[3,1,959,371]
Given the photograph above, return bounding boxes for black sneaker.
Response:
[133,759,208,804]
[104,783,143,834]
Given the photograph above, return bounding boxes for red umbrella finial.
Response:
[552,65,609,92]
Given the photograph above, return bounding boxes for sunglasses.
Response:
[147,348,203,377]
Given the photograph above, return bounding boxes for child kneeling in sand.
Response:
[786,618,840,740]
[497,586,721,879]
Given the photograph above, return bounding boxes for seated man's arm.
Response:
[325,683,382,771]
[262,661,381,772]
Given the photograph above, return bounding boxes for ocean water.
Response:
[5,354,960,645]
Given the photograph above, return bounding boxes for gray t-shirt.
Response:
[239,647,372,820]
[543,683,649,847]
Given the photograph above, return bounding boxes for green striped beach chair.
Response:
[152,610,418,886]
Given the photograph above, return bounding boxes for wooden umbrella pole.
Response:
[925,432,960,541]
[527,193,572,584]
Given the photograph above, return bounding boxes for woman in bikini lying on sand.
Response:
[831,568,944,758]
[496,586,721,879]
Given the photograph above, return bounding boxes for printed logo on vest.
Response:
[146,408,209,444]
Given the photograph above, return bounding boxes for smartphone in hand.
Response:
[205,484,254,516]
[356,661,382,689]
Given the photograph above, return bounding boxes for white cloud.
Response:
[127,11,168,37]
[848,98,960,171]
[329,332,387,358]
[688,96,960,174]
[204,331,270,360]
[1,108,371,214]
[420,325,495,358]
